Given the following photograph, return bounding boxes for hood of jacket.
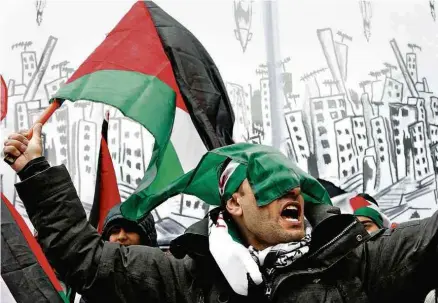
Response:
[102,204,158,247]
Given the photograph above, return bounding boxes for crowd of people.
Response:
[3,123,438,302]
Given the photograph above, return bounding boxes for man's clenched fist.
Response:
[3,123,43,172]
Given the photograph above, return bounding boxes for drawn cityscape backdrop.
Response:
[1,0,438,249]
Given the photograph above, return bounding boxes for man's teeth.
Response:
[285,217,299,222]
[285,205,298,210]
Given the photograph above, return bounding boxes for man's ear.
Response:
[225,193,243,217]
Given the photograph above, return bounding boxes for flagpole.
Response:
[262,0,286,152]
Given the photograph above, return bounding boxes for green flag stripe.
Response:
[53,69,176,199]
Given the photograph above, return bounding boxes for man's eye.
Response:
[110,227,121,234]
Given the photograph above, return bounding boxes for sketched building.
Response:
[15,102,30,131]
[260,77,272,145]
[310,94,347,176]
[409,121,431,180]
[389,103,417,180]
[430,97,438,121]
[44,76,68,100]
[351,116,367,170]
[408,97,428,130]
[119,118,146,188]
[227,83,252,141]
[21,51,37,86]
[76,120,97,205]
[430,124,438,145]
[430,143,438,199]
[334,117,358,180]
[284,110,310,171]
[370,117,394,191]
[406,52,418,83]
[171,194,209,228]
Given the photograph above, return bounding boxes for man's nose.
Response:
[117,228,127,241]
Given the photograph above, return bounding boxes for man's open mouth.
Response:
[280,203,301,222]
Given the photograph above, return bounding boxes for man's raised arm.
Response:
[3,124,195,303]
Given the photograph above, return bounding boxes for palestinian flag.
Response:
[0,74,7,121]
[51,1,234,220]
[89,114,122,233]
[1,193,68,303]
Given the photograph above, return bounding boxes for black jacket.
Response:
[16,161,438,302]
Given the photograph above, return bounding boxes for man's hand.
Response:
[3,123,43,172]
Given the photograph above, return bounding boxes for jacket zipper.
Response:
[269,220,358,299]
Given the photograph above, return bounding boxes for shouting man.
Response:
[3,124,438,302]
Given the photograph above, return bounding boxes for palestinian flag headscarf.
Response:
[351,193,390,229]
[121,143,332,296]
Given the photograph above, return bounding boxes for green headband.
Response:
[121,143,333,220]
[354,207,384,228]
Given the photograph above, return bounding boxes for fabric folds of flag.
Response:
[51,0,234,221]
[0,75,7,121]
[1,193,68,303]
[89,115,122,233]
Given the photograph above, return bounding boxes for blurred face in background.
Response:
[108,225,141,246]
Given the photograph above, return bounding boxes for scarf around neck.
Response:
[208,211,311,296]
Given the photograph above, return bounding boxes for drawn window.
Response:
[396,93,400,98]
[388,91,392,97]
[112,152,117,159]
[420,148,423,153]
[23,58,27,63]
[136,178,142,186]
[136,163,141,170]
[343,170,348,177]
[135,149,142,157]
[290,115,295,122]
[354,121,358,127]
[112,123,117,130]
[339,145,345,151]
[357,134,361,139]
[425,167,428,174]
[422,157,426,164]
[29,57,34,62]
[341,157,345,163]
[328,100,336,108]
[417,170,422,176]
[318,126,327,136]
[388,81,393,87]
[379,146,384,152]
[418,126,422,132]
[84,145,90,152]
[394,129,399,136]
[323,154,331,164]
[396,148,401,155]
[340,110,346,118]
[401,109,408,117]
[194,201,200,209]
[125,131,130,138]
[314,101,323,110]
[349,153,353,160]
[84,133,90,140]
[134,131,140,138]
[345,129,350,135]
[347,143,351,149]
[299,145,305,151]
[316,114,324,123]
[126,175,131,184]
[351,166,356,174]
[359,146,364,152]
[321,140,330,148]
[86,166,91,173]
[52,85,57,91]
[25,64,29,69]
[126,148,131,156]
[377,128,382,134]
[419,134,423,141]
[339,99,346,107]
[337,130,342,135]
[267,122,271,127]
[330,112,338,120]
[127,160,131,168]
[375,121,380,127]
[413,148,418,155]
[293,126,298,132]
[380,156,385,162]
[296,136,302,141]
[111,138,116,144]
[186,200,191,207]
[360,121,364,127]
